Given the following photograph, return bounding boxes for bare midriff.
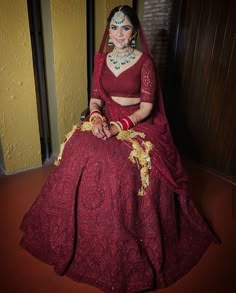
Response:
[111,96,141,106]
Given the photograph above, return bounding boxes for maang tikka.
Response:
[113,7,125,24]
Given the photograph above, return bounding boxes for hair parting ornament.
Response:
[112,7,125,24]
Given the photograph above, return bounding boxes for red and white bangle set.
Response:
[110,116,136,132]
[89,110,137,132]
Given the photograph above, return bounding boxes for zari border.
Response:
[54,121,93,166]
[116,130,154,196]
[55,122,154,196]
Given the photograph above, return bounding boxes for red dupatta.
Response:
[92,25,188,196]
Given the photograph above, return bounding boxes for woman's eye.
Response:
[123,26,131,31]
[111,26,117,30]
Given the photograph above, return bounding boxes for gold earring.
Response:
[130,32,137,48]
[108,38,113,46]
[130,38,136,48]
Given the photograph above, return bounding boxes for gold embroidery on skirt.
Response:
[55,123,154,196]
[54,124,80,166]
[116,130,154,196]
[54,121,93,166]
[80,121,93,131]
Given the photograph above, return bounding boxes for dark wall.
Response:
[167,0,236,180]
[142,0,175,84]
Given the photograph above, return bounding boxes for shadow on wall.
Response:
[151,28,169,84]
[151,29,201,160]
[0,136,5,175]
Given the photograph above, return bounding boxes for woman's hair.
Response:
[107,5,140,33]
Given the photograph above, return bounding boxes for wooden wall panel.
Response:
[168,0,236,180]
[142,0,175,83]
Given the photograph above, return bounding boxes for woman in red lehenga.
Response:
[20,5,217,293]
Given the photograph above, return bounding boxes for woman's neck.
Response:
[113,46,131,53]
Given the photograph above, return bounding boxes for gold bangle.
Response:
[110,121,122,132]
[89,113,103,124]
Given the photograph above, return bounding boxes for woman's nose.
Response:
[117,28,123,36]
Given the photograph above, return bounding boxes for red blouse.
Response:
[91,53,156,103]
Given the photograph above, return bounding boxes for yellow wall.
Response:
[41,0,60,154]
[95,0,106,51]
[137,0,144,23]
[0,0,41,173]
[45,0,87,149]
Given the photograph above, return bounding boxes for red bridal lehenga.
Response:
[20,27,217,293]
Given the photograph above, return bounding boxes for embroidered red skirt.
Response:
[20,103,216,293]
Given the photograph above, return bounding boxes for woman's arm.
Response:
[89,98,104,112]
[129,102,153,124]
[107,102,153,137]
[89,98,108,139]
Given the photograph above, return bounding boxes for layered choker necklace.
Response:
[108,47,136,70]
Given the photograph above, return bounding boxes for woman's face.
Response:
[109,15,133,49]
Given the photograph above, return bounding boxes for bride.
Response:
[20,5,217,293]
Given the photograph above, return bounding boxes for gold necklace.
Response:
[108,47,136,70]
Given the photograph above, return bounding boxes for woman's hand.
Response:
[103,123,119,138]
[92,118,120,140]
[92,120,107,139]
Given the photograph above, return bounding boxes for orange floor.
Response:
[0,161,235,293]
